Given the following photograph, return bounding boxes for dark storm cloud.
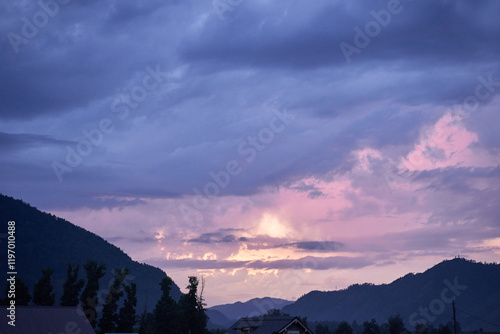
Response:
[205,234,344,253]
[186,228,247,244]
[188,232,237,244]
[0,1,185,120]
[0,132,73,150]
[1,0,499,212]
[106,235,157,244]
[179,1,500,68]
[276,241,343,252]
[285,181,327,199]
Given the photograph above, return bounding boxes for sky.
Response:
[1,0,500,306]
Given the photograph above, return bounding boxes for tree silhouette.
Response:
[363,319,381,334]
[264,308,290,317]
[98,268,129,333]
[388,314,407,334]
[60,263,85,306]
[117,282,137,333]
[16,278,32,305]
[154,276,180,333]
[335,321,354,334]
[33,267,55,306]
[80,260,106,329]
[316,323,331,334]
[416,323,430,334]
[138,311,155,334]
[435,323,453,334]
[179,276,208,334]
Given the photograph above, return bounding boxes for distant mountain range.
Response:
[207,297,293,329]
[207,259,500,332]
[282,258,500,332]
[0,194,181,313]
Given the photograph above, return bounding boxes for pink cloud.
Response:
[401,111,499,171]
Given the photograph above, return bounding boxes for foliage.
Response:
[209,329,226,334]
[316,323,331,334]
[138,311,155,334]
[117,282,137,333]
[363,319,381,334]
[264,308,290,317]
[33,267,55,306]
[154,276,181,334]
[98,268,129,333]
[60,263,84,306]
[178,276,208,334]
[436,323,453,334]
[335,321,354,334]
[388,314,407,334]
[416,323,430,334]
[80,259,106,329]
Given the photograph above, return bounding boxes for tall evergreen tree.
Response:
[16,277,32,306]
[416,323,430,334]
[388,314,407,334]
[154,276,180,334]
[33,268,55,306]
[316,323,331,334]
[179,276,207,334]
[436,323,453,334]
[117,282,137,333]
[60,263,84,306]
[334,321,354,334]
[80,259,106,329]
[99,268,129,333]
[363,319,381,334]
[138,311,155,334]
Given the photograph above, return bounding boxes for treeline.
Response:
[313,314,459,334]
[1,259,208,334]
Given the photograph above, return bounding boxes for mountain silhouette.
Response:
[281,258,500,331]
[0,194,181,313]
[209,296,293,323]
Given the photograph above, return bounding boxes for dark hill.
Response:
[0,194,181,313]
[206,309,234,330]
[282,258,500,331]
[209,297,293,321]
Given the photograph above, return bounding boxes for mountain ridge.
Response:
[0,193,182,313]
[281,258,500,331]
[207,297,293,330]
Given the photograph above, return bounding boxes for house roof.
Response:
[226,316,312,334]
[0,306,96,334]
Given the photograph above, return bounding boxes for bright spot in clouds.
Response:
[256,213,291,239]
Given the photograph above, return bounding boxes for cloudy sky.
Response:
[2,0,500,306]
